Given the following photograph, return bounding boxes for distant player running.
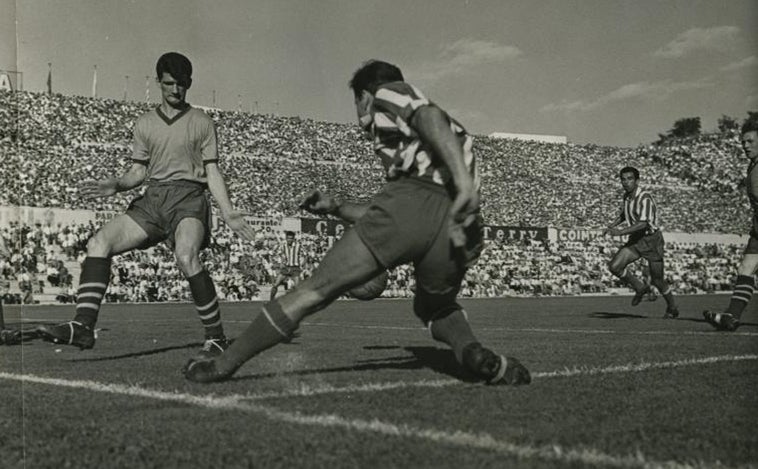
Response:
[184,60,530,385]
[604,166,679,318]
[703,118,758,331]
[38,52,255,357]
[269,231,303,300]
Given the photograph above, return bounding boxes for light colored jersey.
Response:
[282,241,301,267]
[368,82,478,190]
[747,161,758,233]
[131,106,218,184]
[622,186,659,233]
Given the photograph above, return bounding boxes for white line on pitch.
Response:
[218,354,756,401]
[0,371,723,469]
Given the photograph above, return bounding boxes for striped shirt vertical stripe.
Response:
[283,241,301,267]
[369,81,479,191]
[623,187,659,233]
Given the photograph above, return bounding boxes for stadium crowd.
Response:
[0,90,750,302]
[0,219,744,303]
[1,90,749,233]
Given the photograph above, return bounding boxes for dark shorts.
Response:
[354,178,483,314]
[126,180,211,250]
[280,266,302,277]
[746,229,758,255]
[624,230,664,262]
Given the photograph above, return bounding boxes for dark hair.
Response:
[349,60,404,98]
[741,116,758,135]
[285,231,295,238]
[156,52,193,88]
[619,166,639,180]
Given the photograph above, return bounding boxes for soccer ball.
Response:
[348,271,389,301]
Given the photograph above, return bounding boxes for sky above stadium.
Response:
[7,0,758,147]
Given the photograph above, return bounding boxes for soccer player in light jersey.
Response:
[184,60,531,385]
[270,231,302,300]
[703,118,758,331]
[604,166,679,318]
[38,52,255,358]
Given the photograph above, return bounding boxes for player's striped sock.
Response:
[73,257,111,328]
[187,270,224,339]
[215,300,296,374]
[725,275,755,319]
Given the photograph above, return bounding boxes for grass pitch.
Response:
[1,295,757,468]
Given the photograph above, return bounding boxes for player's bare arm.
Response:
[81,162,147,199]
[607,220,648,238]
[205,162,256,241]
[412,105,478,246]
[299,190,368,223]
[603,214,625,235]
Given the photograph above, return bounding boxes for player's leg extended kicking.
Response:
[37,215,149,349]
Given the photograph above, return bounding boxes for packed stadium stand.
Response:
[0,90,750,302]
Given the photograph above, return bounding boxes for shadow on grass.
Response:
[68,341,203,362]
[230,345,477,383]
[589,312,648,319]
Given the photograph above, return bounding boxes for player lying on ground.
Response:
[603,166,679,318]
[37,52,256,357]
[184,60,530,385]
[703,117,758,331]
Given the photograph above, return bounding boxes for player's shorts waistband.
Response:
[145,179,207,190]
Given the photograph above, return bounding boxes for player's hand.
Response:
[80,179,118,199]
[299,190,339,215]
[224,211,256,241]
[449,187,480,248]
[605,227,622,237]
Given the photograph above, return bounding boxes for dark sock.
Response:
[659,286,676,308]
[188,270,224,339]
[0,300,5,329]
[725,275,755,319]
[73,257,111,328]
[215,300,296,374]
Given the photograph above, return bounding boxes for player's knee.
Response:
[608,261,624,277]
[174,248,200,275]
[413,288,460,326]
[86,233,113,257]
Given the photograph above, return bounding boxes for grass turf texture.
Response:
[1,295,757,468]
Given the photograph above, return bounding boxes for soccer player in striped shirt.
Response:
[270,231,303,300]
[703,118,758,331]
[185,60,530,385]
[38,52,256,358]
[604,166,679,318]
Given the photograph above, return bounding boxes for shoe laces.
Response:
[202,338,226,352]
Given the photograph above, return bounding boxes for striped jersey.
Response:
[368,82,479,190]
[748,161,758,232]
[281,241,302,267]
[622,187,659,233]
[131,105,219,185]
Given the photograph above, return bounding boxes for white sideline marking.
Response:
[0,371,726,469]
[219,354,757,401]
